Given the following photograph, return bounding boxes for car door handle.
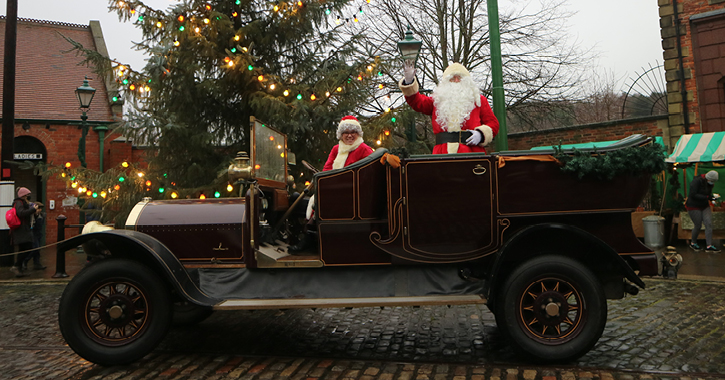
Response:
[473,164,487,175]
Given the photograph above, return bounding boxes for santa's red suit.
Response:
[399,63,499,154]
[323,138,373,171]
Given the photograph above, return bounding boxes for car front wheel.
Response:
[497,255,607,363]
[58,258,172,366]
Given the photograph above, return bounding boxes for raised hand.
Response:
[403,59,416,84]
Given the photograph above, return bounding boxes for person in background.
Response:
[10,187,39,277]
[289,116,373,254]
[22,202,46,270]
[686,170,721,252]
[399,60,499,154]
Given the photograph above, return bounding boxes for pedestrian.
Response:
[22,201,47,270]
[398,60,499,154]
[10,187,39,277]
[686,170,721,252]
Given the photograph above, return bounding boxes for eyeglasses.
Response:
[342,131,358,135]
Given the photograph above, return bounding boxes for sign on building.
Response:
[14,153,43,160]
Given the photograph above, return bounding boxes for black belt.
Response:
[435,131,474,145]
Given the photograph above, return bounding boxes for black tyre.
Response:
[172,300,214,326]
[58,259,172,366]
[497,255,607,363]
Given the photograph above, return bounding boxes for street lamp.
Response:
[75,76,96,168]
[397,26,422,143]
[396,25,422,65]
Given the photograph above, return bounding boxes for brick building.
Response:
[659,0,725,143]
[0,17,133,245]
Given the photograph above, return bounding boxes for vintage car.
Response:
[58,117,660,366]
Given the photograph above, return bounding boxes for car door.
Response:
[400,155,496,262]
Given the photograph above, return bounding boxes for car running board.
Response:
[213,295,487,310]
[255,243,323,268]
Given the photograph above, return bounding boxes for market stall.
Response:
[666,132,725,241]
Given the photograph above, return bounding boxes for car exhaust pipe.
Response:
[624,283,639,296]
[661,246,682,279]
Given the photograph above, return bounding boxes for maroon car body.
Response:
[57,118,659,366]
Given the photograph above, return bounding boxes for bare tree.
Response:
[573,69,626,125]
[337,0,595,141]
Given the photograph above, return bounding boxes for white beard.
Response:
[432,76,481,132]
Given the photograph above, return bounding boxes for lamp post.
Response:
[75,76,96,168]
[397,25,422,66]
[397,26,422,142]
[75,76,96,232]
[486,0,508,151]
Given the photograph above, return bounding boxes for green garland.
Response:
[554,143,667,180]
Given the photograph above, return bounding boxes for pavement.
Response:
[0,246,87,283]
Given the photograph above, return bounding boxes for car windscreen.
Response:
[252,119,286,184]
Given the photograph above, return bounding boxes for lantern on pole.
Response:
[396,25,422,65]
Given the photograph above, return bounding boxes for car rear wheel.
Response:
[497,255,606,363]
[58,258,172,366]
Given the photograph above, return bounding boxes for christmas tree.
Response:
[68,0,388,188]
[56,0,400,224]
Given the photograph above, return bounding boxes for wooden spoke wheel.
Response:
[497,255,607,363]
[59,259,171,366]
[83,281,150,345]
[518,277,584,343]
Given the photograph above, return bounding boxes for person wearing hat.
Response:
[322,116,374,171]
[686,170,721,252]
[289,116,373,254]
[10,187,40,277]
[399,61,499,154]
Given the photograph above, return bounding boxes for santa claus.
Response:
[399,62,499,154]
[322,115,374,171]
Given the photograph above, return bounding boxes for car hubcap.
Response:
[518,277,585,344]
[83,281,150,346]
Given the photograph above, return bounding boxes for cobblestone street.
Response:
[1,277,725,379]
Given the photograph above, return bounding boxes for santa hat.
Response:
[16,187,31,198]
[441,63,471,81]
[336,116,363,140]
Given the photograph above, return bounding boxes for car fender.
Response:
[484,222,645,310]
[58,229,219,307]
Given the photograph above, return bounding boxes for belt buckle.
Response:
[458,131,463,144]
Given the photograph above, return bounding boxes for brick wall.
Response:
[506,115,669,151]
[12,122,113,243]
[659,0,725,142]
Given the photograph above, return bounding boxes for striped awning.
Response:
[666,132,725,163]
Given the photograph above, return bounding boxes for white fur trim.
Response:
[398,77,419,97]
[333,151,349,170]
[474,125,494,146]
[442,63,471,80]
[446,142,459,154]
[306,195,315,220]
[332,136,364,169]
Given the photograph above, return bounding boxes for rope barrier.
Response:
[0,238,77,258]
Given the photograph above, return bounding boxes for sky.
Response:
[0,0,663,91]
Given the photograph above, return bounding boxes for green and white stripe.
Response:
[666,132,725,163]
